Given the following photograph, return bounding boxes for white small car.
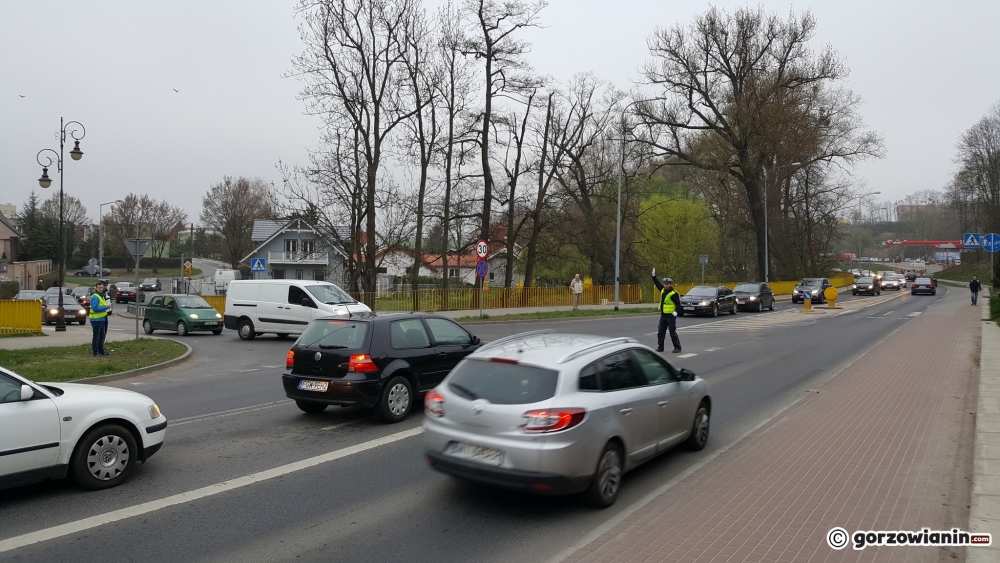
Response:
[0,367,167,490]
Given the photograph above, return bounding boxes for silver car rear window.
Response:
[447,359,558,405]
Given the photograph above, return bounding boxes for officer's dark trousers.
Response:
[657,313,681,351]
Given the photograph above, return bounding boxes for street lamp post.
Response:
[36,118,86,332]
[762,161,801,283]
[100,200,122,278]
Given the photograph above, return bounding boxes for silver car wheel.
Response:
[87,434,130,481]
[597,449,622,500]
[694,408,710,446]
[387,382,410,416]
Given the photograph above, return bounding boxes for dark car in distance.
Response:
[791,278,832,304]
[140,278,162,291]
[852,276,881,296]
[282,313,482,423]
[678,285,737,317]
[911,277,937,295]
[733,282,775,312]
[113,282,145,303]
[43,295,88,325]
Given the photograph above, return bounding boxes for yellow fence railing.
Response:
[348,285,646,312]
[204,276,857,316]
[0,300,43,335]
[203,295,226,315]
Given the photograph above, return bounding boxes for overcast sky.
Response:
[2,0,998,225]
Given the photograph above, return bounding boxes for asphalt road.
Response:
[0,286,951,562]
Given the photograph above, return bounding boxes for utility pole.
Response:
[187,223,194,295]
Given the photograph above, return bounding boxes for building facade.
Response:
[241,219,347,283]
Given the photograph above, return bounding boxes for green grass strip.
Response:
[0,338,187,382]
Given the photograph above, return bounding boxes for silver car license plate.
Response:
[446,441,504,466]
[298,380,329,392]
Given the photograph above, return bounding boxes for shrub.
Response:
[0,280,20,299]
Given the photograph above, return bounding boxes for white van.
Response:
[224,280,371,340]
[214,269,241,294]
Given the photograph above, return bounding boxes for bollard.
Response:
[803,292,812,312]
[825,286,839,308]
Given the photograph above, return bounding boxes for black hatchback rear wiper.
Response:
[449,383,478,400]
[318,344,347,349]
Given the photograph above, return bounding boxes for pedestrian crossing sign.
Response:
[251,258,266,272]
[963,233,981,249]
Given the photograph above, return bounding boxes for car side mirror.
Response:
[301,298,314,308]
[20,384,34,401]
[471,335,480,344]
[679,368,696,381]
[166,304,174,310]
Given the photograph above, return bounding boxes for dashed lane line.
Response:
[0,427,424,553]
[170,400,293,427]
[677,353,698,358]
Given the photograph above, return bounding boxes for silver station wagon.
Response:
[423,331,711,507]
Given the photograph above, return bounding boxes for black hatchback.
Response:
[282,313,482,423]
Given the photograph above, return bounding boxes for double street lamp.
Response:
[35,118,86,332]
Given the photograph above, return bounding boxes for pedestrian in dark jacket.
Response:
[970,276,982,306]
[651,268,682,353]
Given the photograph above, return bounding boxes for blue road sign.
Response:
[983,233,1000,253]
[476,259,489,278]
[251,258,267,272]
[963,233,981,249]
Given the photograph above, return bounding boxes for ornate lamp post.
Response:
[36,118,86,332]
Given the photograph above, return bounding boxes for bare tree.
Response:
[636,6,882,280]
[461,0,546,280]
[402,8,440,302]
[294,0,420,299]
[104,193,155,273]
[39,193,89,226]
[147,200,188,271]
[200,176,278,268]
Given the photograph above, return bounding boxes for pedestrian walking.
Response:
[89,280,112,357]
[570,274,584,310]
[651,268,682,353]
[970,275,982,306]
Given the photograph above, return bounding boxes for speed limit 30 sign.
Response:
[476,239,489,259]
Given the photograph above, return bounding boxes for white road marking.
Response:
[907,312,921,317]
[677,353,697,358]
[882,311,894,316]
[170,400,293,426]
[0,427,424,553]
[321,419,369,431]
[704,347,720,352]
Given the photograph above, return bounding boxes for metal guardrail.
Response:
[0,299,43,334]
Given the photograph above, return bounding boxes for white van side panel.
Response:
[256,282,290,333]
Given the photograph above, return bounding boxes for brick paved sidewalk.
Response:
[559,295,981,562]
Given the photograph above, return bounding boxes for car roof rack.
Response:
[477,329,556,352]
[557,337,638,364]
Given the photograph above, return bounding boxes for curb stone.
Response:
[76,340,193,385]
[969,295,1000,562]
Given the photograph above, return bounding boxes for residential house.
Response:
[0,211,52,288]
[241,219,349,283]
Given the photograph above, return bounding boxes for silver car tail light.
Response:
[425,391,445,417]
[520,408,585,433]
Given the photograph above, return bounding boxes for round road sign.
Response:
[476,239,489,259]
[476,259,489,278]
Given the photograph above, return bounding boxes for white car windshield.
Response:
[306,284,356,305]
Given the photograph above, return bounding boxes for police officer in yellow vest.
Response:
[89,280,112,357]
[651,268,682,353]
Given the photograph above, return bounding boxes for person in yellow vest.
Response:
[89,281,112,357]
[651,268,682,353]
